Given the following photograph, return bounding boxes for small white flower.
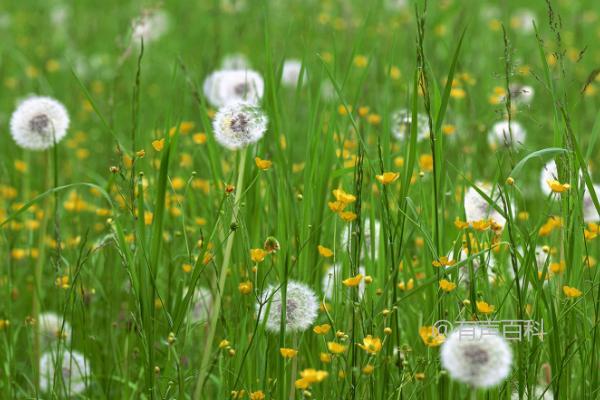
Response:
[391,108,430,141]
[322,264,366,300]
[131,9,169,44]
[203,69,264,108]
[281,59,307,88]
[212,102,268,150]
[257,280,319,334]
[511,9,536,34]
[221,53,250,70]
[39,350,90,395]
[188,286,213,324]
[38,312,71,348]
[10,96,70,150]
[583,184,600,223]
[488,120,526,147]
[441,326,513,388]
[340,218,381,260]
[464,183,507,229]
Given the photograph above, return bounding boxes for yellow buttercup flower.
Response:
[546,179,571,193]
[152,138,165,151]
[376,172,399,185]
[563,285,582,298]
[318,245,334,258]
[439,279,456,292]
[357,335,382,354]
[327,342,347,354]
[250,248,267,263]
[313,324,332,335]
[476,300,495,314]
[279,348,298,358]
[342,274,363,287]
[255,157,273,170]
[419,326,445,347]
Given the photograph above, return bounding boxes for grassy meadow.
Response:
[1,0,600,398]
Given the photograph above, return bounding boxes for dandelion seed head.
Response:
[487,120,526,147]
[212,102,268,150]
[38,312,71,348]
[441,326,513,388]
[221,53,251,70]
[510,84,534,105]
[391,108,430,141]
[10,96,69,150]
[322,264,366,300]
[39,350,90,395]
[583,184,600,223]
[131,9,169,44]
[464,183,507,229]
[257,280,318,334]
[188,286,213,324]
[281,59,307,88]
[203,69,264,108]
[340,218,381,260]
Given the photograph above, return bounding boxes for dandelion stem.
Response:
[194,147,247,399]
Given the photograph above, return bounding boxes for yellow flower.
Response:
[397,278,414,291]
[454,218,469,229]
[152,138,165,151]
[439,279,456,292]
[249,390,265,400]
[255,157,273,170]
[415,372,426,381]
[476,300,495,314]
[376,172,400,185]
[357,335,382,354]
[332,189,356,204]
[362,364,375,374]
[295,369,329,389]
[339,211,357,222]
[353,55,368,68]
[328,200,347,213]
[280,348,298,358]
[419,326,445,347]
[327,342,347,354]
[563,285,582,298]
[238,281,253,295]
[313,324,332,335]
[342,274,363,287]
[318,245,334,258]
[181,263,192,273]
[546,179,571,193]
[419,154,433,172]
[192,132,207,144]
[250,248,267,263]
[219,339,230,349]
[432,256,455,267]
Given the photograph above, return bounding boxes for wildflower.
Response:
[220,53,250,70]
[391,109,430,141]
[263,237,280,253]
[376,172,399,185]
[441,326,512,388]
[397,278,414,291]
[509,84,535,104]
[358,335,382,354]
[238,281,253,295]
[10,96,70,150]
[546,179,570,193]
[203,69,264,108]
[257,281,318,333]
[342,273,363,287]
[487,120,526,147]
[332,188,356,204]
[353,55,368,68]
[419,326,445,347]
[255,157,272,170]
[249,391,265,400]
[583,184,600,223]
[39,350,90,395]
[463,183,507,230]
[313,324,332,335]
[280,348,298,358]
[340,218,381,260]
[219,339,230,349]
[327,342,347,354]
[212,102,268,150]
[323,264,366,300]
[317,245,333,258]
[362,364,375,374]
[439,279,457,292]
[250,248,267,263]
[295,369,328,389]
[339,211,357,221]
[280,59,307,88]
[320,352,332,363]
[563,286,582,298]
[187,287,213,323]
[38,312,71,348]
[476,300,495,314]
[131,9,169,44]
[152,139,165,151]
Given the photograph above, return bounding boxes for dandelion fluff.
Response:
[487,120,526,147]
[10,96,69,150]
[38,312,71,348]
[583,184,600,223]
[322,264,366,300]
[131,9,169,44]
[510,84,534,105]
[212,102,268,150]
[391,108,430,141]
[203,69,264,108]
[281,59,307,88]
[340,218,381,260]
[257,280,318,333]
[188,286,213,324]
[441,326,513,388]
[220,53,250,70]
[463,183,506,229]
[39,350,90,395]
[451,249,496,287]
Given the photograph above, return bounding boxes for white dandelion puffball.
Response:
[39,350,90,395]
[10,96,70,150]
[319,80,336,102]
[341,218,381,260]
[510,246,550,287]
[512,9,536,34]
[188,286,213,324]
[131,9,169,44]
[322,264,366,300]
[384,0,408,11]
[540,160,559,196]
[212,102,268,150]
[391,108,430,142]
[510,84,534,105]
[511,386,553,400]
[453,249,496,287]
[487,120,526,147]
[257,280,319,333]
[441,326,513,388]
[39,312,71,348]
[583,184,600,223]
[464,183,506,229]
[280,59,307,88]
[221,53,250,70]
[203,69,264,108]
